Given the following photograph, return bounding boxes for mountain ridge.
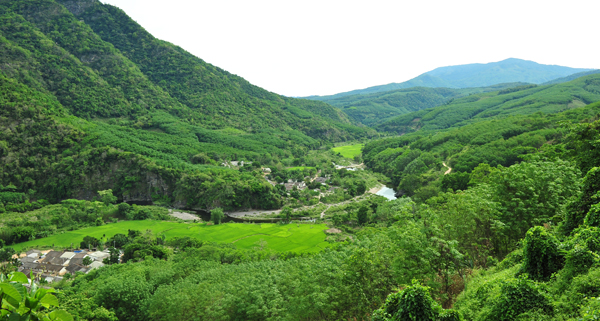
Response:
[306,58,591,101]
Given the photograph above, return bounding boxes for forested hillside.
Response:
[318,82,527,126]
[0,0,374,210]
[377,73,600,134]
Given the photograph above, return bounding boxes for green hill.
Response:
[305,58,591,101]
[0,0,374,210]
[319,83,528,126]
[376,74,600,134]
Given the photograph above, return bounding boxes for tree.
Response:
[357,206,368,225]
[520,226,563,281]
[281,206,292,222]
[80,236,100,249]
[107,233,129,248]
[103,247,120,265]
[117,203,132,218]
[98,189,117,205]
[372,281,461,321]
[210,208,224,225]
[82,256,93,266]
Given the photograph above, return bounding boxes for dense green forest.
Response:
[315,83,528,126]
[377,73,600,134]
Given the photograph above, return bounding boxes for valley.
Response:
[0,0,599,320]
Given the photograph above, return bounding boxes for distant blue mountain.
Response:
[306,58,592,101]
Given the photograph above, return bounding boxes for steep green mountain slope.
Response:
[0,0,374,210]
[320,82,528,126]
[53,0,364,137]
[377,74,600,134]
[306,58,590,101]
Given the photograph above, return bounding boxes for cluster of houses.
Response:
[18,249,109,283]
[266,176,337,194]
[221,160,353,194]
[332,162,361,171]
[220,160,253,168]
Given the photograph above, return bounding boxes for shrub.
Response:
[585,203,600,227]
[484,277,553,321]
[563,246,597,279]
[520,226,563,281]
[134,209,150,220]
[98,189,118,205]
[372,282,462,321]
[210,208,224,225]
[117,203,132,218]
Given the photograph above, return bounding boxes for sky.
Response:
[101,0,599,97]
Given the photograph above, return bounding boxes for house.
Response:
[315,177,328,184]
[18,249,104,283]
[69,252,89,266]
[60,252,76,260]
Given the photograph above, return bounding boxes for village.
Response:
[16,248,114,283]
[221,160,364,194]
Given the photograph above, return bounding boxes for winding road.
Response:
[443,162,452,175]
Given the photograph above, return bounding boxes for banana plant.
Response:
[0,272,72,321]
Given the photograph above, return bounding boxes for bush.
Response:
[372,282,461,321]
[98,189,118,205]
[484,277,553,321]
[210,208,224,225]
[134,209,150,220]
[563,246,597,279]
[520,226,563,281]
[585,203,600,227]
[117,203,132,218]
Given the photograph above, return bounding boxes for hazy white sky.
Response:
[101,0,599,97]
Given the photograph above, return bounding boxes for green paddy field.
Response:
[331,144,364,159]
[13,221,331,253]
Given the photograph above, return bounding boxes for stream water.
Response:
[375,186,397,200]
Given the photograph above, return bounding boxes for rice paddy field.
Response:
[12,221,331,253]
[331,144,364,159]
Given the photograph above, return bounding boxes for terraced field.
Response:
[13,221,331,253]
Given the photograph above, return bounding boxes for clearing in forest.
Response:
[12,221,331,253]
[331,144,364,159]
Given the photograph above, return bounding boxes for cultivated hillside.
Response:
[319,82,528,126]
[377,74,600,134]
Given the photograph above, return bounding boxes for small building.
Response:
[88,261,105,271]
[88,251,110,261]
[315,177,328,184]
[60,252,76,260]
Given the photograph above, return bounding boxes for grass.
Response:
[12,220,331,253]
[286,166,316,171]
[331,144,364,159]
